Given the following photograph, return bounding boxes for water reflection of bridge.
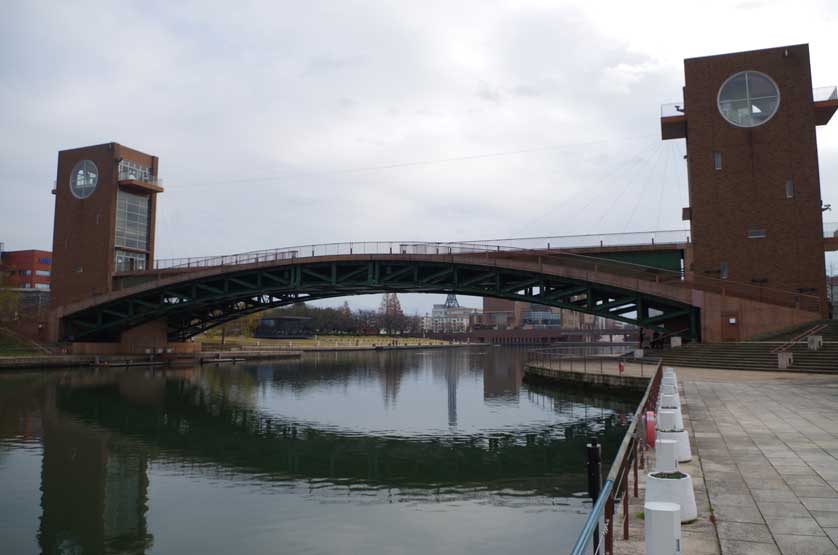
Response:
[0,358,638,554]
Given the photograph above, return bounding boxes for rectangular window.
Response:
[35,270,50,277]
[785,179,794,199]
[747,228,767,239]
[18,269,31,276]
[38,257,51,265]
[34,283,50,290]
[115,189,151,250]
[720,261,728,280]
[713,152,722,170]
[115,249,147,273]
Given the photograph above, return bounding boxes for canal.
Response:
[0,347,639,555]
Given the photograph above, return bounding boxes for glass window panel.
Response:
[719,99,751,126]
[720,73,748,101]
[718,71,779,127]
[747,73,776,98]
[115,190,150,250]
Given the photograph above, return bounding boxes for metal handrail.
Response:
[147,237,823,312]
[570,360,663,555]
[570,479,614,555]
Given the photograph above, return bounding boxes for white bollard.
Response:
[646,469,698,523]
[657,409,692,462]
[655,439,679,473]
[660,403,684,431]
[657,409,677,432]
[645,502,681,555]
[659,392,680,410]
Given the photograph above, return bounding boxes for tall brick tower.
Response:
[51,143,163,309]
[662,44,836,319]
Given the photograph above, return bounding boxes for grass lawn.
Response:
[0,330,41,357]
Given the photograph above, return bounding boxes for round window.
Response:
[69,160,98,199]
[717,71,780,128]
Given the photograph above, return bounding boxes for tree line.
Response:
[260,299,423,335]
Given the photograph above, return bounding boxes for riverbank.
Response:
[0,350,304,370]
[523,358,659,392]
[0,341,488,370]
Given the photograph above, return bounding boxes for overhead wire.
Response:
[620,141,669,232]
[163,133,659,191]
[512,134,662,236]
[654,141,674,230]
[592,140,666,231]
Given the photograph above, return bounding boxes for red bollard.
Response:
[646,411,656,447]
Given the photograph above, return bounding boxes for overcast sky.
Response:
[2,0,837,314]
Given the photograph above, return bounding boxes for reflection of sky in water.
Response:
[147,463,589,555]
[0,445,41,555]
[252,349,624,439]
[0,348,638,555]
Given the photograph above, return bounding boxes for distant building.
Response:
[521,310,562,328]
[829,276,838,319]
[427,295,481,333]
[420,314,433,332]
[0,248,52,290]
[478,298,614,331]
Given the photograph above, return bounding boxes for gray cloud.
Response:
[2,0,837,314]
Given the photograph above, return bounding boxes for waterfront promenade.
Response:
[684,368,838,555]
[621,368,838,555]
[527,358,838,554]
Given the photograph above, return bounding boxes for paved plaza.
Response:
[683,369,838,555]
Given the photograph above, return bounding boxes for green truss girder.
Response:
[62,260,700,342]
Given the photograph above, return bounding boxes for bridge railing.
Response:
[152,230,692,271]
[455,229,691,251]
[150,236,823,313]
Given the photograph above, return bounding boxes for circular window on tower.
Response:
[69,160,98,199]
[717,71,780,128]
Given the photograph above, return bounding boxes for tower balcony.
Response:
[660,102,687,140]
[117,169,164,193]
[661,86,837,139]
[814,86,838,126]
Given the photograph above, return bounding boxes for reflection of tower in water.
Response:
[39,382,152,555]
[446,365,458,428]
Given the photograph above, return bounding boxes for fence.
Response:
[526,347,654,377]
[570,360,663,555]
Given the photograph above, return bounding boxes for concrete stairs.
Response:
[651,320,838,373]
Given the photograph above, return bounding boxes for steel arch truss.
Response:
[62,260,700,342]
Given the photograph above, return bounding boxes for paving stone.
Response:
[719,539,781,555]
[789,486,838,498]
[826,528,838,546]
[712,503,765,524]
[764,515,826,537]
[774,534,838,555]
[751,489,799,503]
[716,521,774,543]
[680,531,719,555]
[755,501,811,518]
[709,492,758,508]
[812,512,838,528]
[802,498,838,512]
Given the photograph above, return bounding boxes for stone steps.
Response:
[653,322,838,372]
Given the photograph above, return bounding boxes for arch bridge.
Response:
[53,238,822,347]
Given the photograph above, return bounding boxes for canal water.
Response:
[0,347,639,555]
